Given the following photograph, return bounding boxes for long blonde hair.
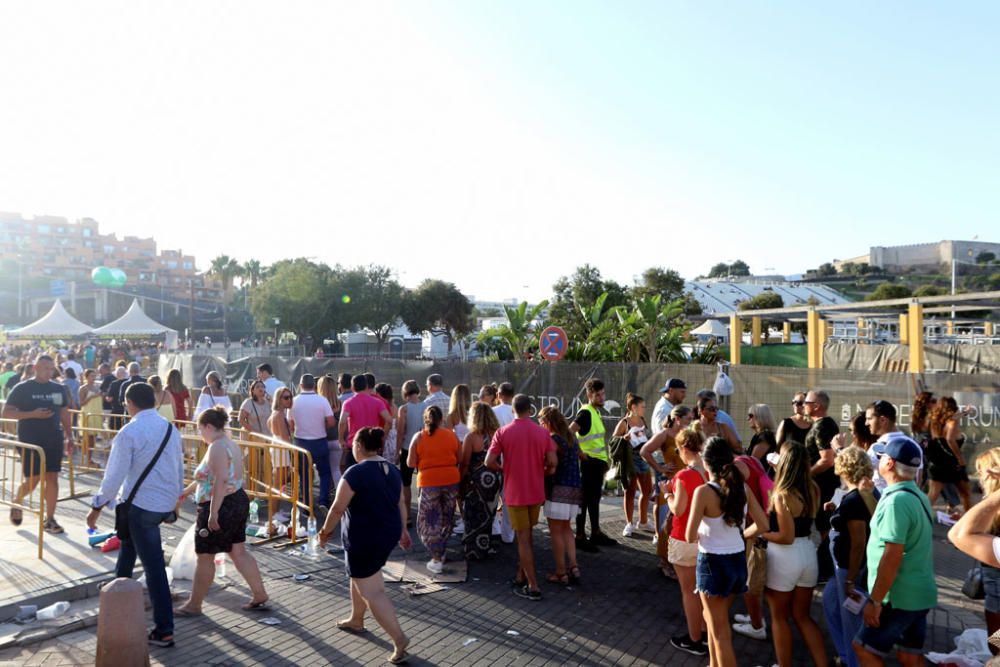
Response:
[977,447,1000,536]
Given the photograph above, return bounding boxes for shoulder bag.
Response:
[115,423,175,540]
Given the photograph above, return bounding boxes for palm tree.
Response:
[242,259,263,288]
[614,295,687,362]
[487,300,549,360]
[209,255,243,301]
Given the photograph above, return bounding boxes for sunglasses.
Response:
[747,413,754,420]
[792,400,804,407]
[702,406,718,412]
[281,394,292,400]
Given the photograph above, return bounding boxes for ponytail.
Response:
[702,436,746,527]
[717,462,746,527]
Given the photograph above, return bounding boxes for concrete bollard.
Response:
[96,577,150,667]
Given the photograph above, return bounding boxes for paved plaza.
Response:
[0,478,986,666]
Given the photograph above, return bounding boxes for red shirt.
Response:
[671,467,707,541]
[342,393,385,447]
[487,418,555,506]
[168,389,190,422]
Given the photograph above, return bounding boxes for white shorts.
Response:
[543,501,579,521]
[765,536,818,592]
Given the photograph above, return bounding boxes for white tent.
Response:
[92,299,179,349]
[689,319,730,338]
[9,300,93,338]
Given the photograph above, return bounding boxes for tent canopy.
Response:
[9,300,93,338]
[689,319,730,337]
[92,299,178,336]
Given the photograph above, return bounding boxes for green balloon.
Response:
[110,268,127,287]
[91,266,113,286]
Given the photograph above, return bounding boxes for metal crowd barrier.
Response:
[0,437,47,559]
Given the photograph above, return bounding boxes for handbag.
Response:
[115,423,175,540]
[962,564,985,600]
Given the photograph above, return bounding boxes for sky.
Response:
[2,1,999,303]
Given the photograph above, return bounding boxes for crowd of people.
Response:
[4,347,1000,666]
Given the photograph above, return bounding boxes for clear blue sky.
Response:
[1,2,998,301]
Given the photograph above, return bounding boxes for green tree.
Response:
[614,296,687,363]
[730,260,751,276]
[401,280,475,355]
[344,266,405,353]
[865,283,912,301]
[632,267,702,315]
[249,259,340,343]
[976,251,996,264]
[210,255,243,301]
[706,260,750,278]
[480,300,549,361]
[706,262,731,279]
[913,285,946,298]
[242,259,264,288]
[816,263,837,276]
[548,265,628,342]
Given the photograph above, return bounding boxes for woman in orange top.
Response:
[406,405,461,573]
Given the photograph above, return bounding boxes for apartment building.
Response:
[0,212,222,303]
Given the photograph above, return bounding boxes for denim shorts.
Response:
[854,603,929,657]
[983,564,1000,614]
[695,551,748,597]
[631,449,651,475]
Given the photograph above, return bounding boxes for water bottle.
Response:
[305,517,319,560]
[198,528,210,538]
[214,552,227,578]
[36,601,70,620]
[249,500,260,526]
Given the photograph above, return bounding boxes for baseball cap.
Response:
[877,435,922,467]
[658,378,687,393]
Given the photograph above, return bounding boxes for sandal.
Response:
[546,572,569,585]
[242,599,271,611]
[568,566,582,585]
[387,649,409,664]
[174,607,203,617]
[336,620,368,634]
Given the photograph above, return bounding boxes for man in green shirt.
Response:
[0,362,15,400]
[855,436,936,666]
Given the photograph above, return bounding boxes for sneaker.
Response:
[734,613,751,624]
[651,533,658,544]
[637,520,655,532]
[148,629,175,648]
[733,622,767,641]
[591,532,617,547]
[670,634,708,656]
[43,518,64,534]
[453,518,465,535]
[575,537,599,553]
[512,584,542,601]
[426,559,444,574]
[622,522,635,537]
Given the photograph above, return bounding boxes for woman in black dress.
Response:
[318,427,411,664]
[927,397,972,514]
[775,392,812,447]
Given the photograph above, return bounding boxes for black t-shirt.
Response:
[805,416,840,496]
[574,409,592,434]
[830,488,879,569]
[6,380,68,447]
[747,429,777,463]
[108,378,127,412]
[118,375,146,406]
[99,373,115,409]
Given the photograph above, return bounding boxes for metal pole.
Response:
[17,260,22,319]
[951,259,956,319]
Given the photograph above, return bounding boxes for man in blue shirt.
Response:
[88,382,184,649]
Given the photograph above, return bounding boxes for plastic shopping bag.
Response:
[170,524,198,581]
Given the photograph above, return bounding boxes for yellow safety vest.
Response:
[578,403,608,461]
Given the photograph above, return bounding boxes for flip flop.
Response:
[174,607,202,617]
[336,621,368,634]
[387,649,409,664]
[242,600,271,612]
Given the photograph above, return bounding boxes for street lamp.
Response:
[273,317,280,346]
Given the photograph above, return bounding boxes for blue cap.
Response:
[879,436,923,467]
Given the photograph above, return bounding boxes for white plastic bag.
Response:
[713,365,734,397]
[170,524,198,581]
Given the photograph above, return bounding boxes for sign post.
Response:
[539,326,569,361]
